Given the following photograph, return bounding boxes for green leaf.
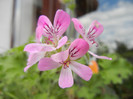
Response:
[98,53,133,84]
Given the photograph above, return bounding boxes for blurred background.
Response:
[0,0,133,53]
[0,0,133,99]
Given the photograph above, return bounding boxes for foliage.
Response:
[61,0,76,11]
[0,45,133,99]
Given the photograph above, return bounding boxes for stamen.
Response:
[63,61,70,69]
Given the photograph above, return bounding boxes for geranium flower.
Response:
[36,9,70,44]
[24,9,70,72]
[38,39,92,88]
[72,18,112,60]
[72,18,103,47]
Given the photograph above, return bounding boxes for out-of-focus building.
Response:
[0,0,99,53]
[0,0,35,53]
[0,0,62,53]
[75,0,98,17]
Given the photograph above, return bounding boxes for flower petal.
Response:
[37,15,52,27]
[59,67,73,88]
[24,43,55,53]
[24,43,42,52]
[51,50,69,63]
[72,18,85,37]
[24,52,45,72]
[70,61,92,81]
[37,15,54,39]
[84,37,93,47]
[38,58,60,71]
[69,39,89,60]
[24,65,31,72]
[56,36,68,49]
[87,20,104,38]
[88,51,112,60]
[54,9,70,38]
[36,26,44,43]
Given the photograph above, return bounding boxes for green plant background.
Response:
[0,41,133,99]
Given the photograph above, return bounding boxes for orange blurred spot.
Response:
[89,61,99,74]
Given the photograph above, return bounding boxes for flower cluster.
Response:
[24,9,112,88]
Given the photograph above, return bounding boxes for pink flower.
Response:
[24,9,70,72]
[38,39,92,88]
[72,18,112,60]
[36,9,70,44]
[72,18,103,47]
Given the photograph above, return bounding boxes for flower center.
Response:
[40,35,58,47]
[63,61,70,69]
[60,56,71,69]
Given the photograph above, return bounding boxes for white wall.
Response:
[0,0,13,53]
[0,0,35,53]
[14,0,35,47]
